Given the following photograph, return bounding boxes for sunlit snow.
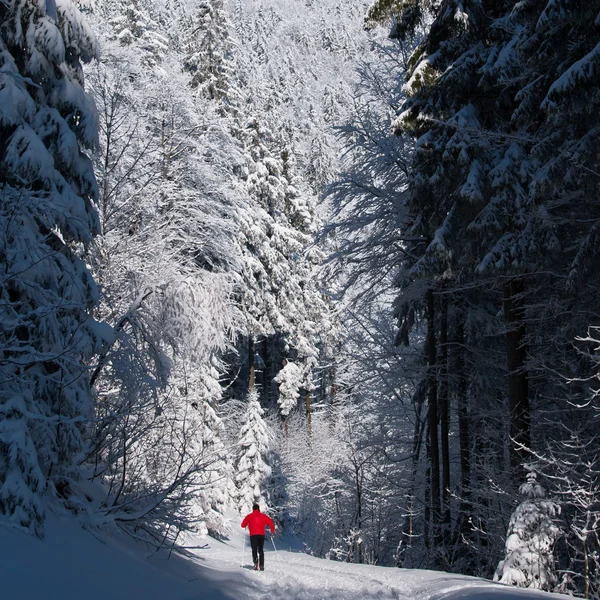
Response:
[0,515,572,600]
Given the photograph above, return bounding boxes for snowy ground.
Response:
[0,513,572,600]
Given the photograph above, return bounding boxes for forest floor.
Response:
[0,511,572,600]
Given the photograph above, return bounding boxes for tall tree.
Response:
[0,0,102,534]
[388,0,600,471]
[355,0,600,576]
[234,390,273,514]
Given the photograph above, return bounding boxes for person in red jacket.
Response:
[241,503,275,571]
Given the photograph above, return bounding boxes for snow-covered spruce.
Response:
[494,469,561,591]
[273,360,302,418]
[234,390,272,515]
[0,0,106,534]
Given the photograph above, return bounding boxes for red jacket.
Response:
[241,509,275,536]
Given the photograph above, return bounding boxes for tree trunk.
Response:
[248,335,255,392]
[439,295,451,539]
[450,306,474,559]
[329,364,338,428]
[426,288,441,547]
[424,423,431,556]
[503,279,530,471]
[398,380,426,567]
[261,337,270,405]
[456,309,471,503]
[305,389,312,437]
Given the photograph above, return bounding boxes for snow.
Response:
[543,41,600,108]
[0,514,574,600]
[274,360,303,416]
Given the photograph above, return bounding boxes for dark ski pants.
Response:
[250,534,265,568]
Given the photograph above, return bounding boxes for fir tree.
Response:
[109,0,167,66]
[0,0,103,533]
[495,469,561,591]
[273,360,303,418]
[183,0,234,104]
[234,390,272,514]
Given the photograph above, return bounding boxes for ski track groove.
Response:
[231,553,407,600]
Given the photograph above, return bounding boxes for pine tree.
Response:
[273,360,303,418]
[234,390,272,514]
[183,0,235,105]
[235,118,328,409]
[495,469,561,591]
[389,0,600,466]
[109,0,167,66]
[0,0,103,533]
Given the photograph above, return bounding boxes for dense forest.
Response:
[1,0,600,596]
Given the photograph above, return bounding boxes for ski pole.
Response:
[270,534,278,555]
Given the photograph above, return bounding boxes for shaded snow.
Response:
[0,514,573,600]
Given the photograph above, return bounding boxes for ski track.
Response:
[0,514,576,600]
[205,534,402,600]
[200,532,460,600]
[237,565,401,600]
[190,521,573,600]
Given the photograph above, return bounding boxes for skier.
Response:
[241,503,275,571]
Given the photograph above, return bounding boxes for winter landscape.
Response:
[1,0,600,598]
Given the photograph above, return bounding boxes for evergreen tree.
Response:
[273,360,303,418]
[495,469,561,591]
[351,0,600,571]
[388,0,600,467]
[234,390,272,514]
[109,0,167,66]
[0,0,103,533]
[234,117,328,414]
[183,0,234,105]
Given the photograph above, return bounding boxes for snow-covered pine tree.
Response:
[190,365,236,536]
[234,117,328,413]
[234,390,272,514]
[354,0,600,571]
[494,468,561,591]
[236,118,287,342]
[109,0,167,66]
[183,0,235,105]
[273,360,303,419]
[0,0,104,533]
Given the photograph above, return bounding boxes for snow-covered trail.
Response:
[0,513,573,600]
[173,517,571,600]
